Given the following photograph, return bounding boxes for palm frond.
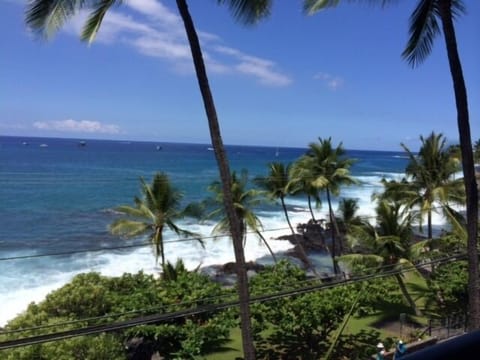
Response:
[26,0,81,38]
[218,0,272,24]
[115,204,151,219]
[110,219,150,237]
[81,0,119,43]
[337,253,383,273]
[402,0,440,67]
[166,220,205,248]
[303,0,394,15]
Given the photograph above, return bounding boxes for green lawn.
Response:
[206,271,432,359]
[205,327,243,360]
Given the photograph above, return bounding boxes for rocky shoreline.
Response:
[200,221,334,285]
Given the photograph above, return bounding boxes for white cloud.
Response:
[59,1,291,87]
[33,119,121,134]
[214,45,292,86]
[236,62,292,87]
[314,72,344,91]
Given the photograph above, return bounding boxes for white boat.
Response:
[39,143,48,148]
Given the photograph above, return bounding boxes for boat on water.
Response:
[39,143,48,148]
[78,141,87,147]
[156,145,162,151]
[207,147,214,151]
[22,141,29,146]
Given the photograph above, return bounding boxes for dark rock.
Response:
[125,337,163,360]
[221,261,265,274]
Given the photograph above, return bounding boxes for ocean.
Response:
[0,135,416,325]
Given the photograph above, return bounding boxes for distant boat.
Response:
[207,147,214,151]
[22,141,29,146]
[156,145,162,151]
[39,143,48,148]
[78,141,87,147]
[275,147,280,157]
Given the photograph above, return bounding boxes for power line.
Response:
[0,253,466,350]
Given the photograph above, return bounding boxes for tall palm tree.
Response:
[383,132,464,239]
[289,155,323,223]
[25,1,271,356]
[255,162,295,234]
[300,137,357,271]
[339,199,421,315]
[255,162,319,273]
[304,0,479,330]
[336,198,365,250]
[110,172,202,268]
[207,170,277,263]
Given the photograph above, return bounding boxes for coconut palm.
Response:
[380,133,464,239]
[25,1,271,355]
[255,162,320,273]
[289,156,323,223]
[300,137,357,271]
[207,170,277,263]
[339,199,421,315]
[304,0,479,330]
[110,172,202,269]
[255,162,296,234]
[336,198,365,250]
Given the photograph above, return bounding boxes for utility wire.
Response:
[0,253,466,350]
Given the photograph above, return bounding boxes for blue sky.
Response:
[1,0,479,151]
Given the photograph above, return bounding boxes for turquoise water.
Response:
[0,135,409,324]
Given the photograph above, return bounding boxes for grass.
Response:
[206,271,433,358]
[205,327,243,360]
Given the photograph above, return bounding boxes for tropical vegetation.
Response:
[304,0,479,331]
[206,169,277,263]
[110,172,202,269]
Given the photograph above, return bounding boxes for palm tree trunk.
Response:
[326,188,339,274]
[439,0,480,331]
[428,209,432,240]
[307,194,317,222]
[256,231,277,263]
[280,196,295,235]
[175,0,255,357]
[395,273,420,316]
[155,226,166,269]
[283,196,318,275]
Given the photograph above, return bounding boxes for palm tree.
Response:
[383,132,464,239]
[25,1,271,355]
[255,162,319,273]
[255,162,295,234]
[300,137,357,271]
[289,156,323,223]
[339,199,421,315]
[304,0,479,330]
[336,198,365,251]
[207,170,277,263]
[110,172,202,269]
[474,139,480,163]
